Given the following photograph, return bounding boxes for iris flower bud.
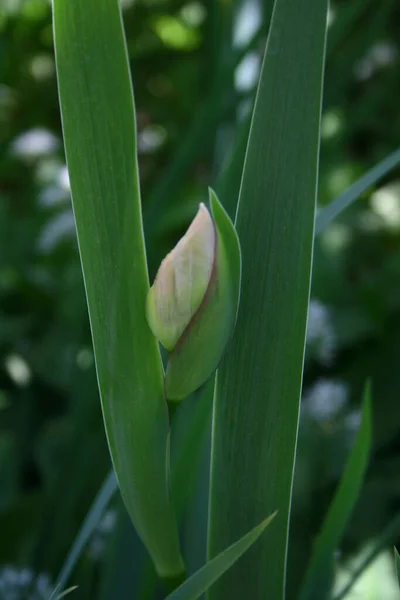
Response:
[146,190,241,400]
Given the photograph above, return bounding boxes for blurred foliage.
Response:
[0,0,400,598]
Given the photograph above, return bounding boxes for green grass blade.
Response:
[98,383,214,600]
[54,587,79,600]
[395,548,400,588]
[299,386,372,600]
[333,512,400,600]
[55,470,117,591]
[207,0,328,598]
[53,0,183,578]
[48,585,60,600]
[315,147,400,235]
[171,381,214,518]
[166,513,276,600]
[49,585,78,600]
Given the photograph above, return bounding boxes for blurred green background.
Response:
[1,0,400,598]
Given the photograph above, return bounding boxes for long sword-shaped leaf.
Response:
[53,587,78,600]
[56,470,117,592]
[53,0,184,578]
[207,0,328,598]
[299,386,372,600]
[166,513,276,600]
[99,383,215,600]
[315,147,400,235]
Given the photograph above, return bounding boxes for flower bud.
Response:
[146,190,241,401]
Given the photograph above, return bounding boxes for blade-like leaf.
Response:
[53,0,184,578]
[299,386,372,600]
[166,512,276,600]
[98,382,215,600]
[54,587,78,600]
[207,0,328,598]
[218,92,400,238]
[315,147,400,235]
[56,470,117,591]
[171,381,214,518]
[49,585,78,600]
[395,548,400,588]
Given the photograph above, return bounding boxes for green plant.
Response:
[45,0,399,598]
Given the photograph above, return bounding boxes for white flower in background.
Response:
[235,52,261,92]
[57,165,70,191]
[303,379,348,423]
[321,110,343,140]
[89,509,117,562]
[370,182,400,231]
[38,164,71,208]
[369,42,397,66]
[354,41,397,81]
[39,187,68,208]
[11,128,59,160]
[306,299,336,365]
[29,54,55,81]
[138,125,167,154]
[0,566,53,600]
[4,354,31,387]
[180,2,206,27]
[37,163,74,253]
[234,0,261,48]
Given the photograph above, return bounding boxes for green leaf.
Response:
[53,0,184,578]
[170,381,214,518]
[299,385,372,600]
[395,548,400,589]
[165,512,277,600]
[54,587,78,600]
[315,147,400,235]
[99,500,148,600]
[49,585,78,600]
[209,190,241,319]
[99,381,215,600]
[55,470,117,591]
[207,0,328,598]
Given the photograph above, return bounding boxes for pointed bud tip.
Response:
[146,203,215,351]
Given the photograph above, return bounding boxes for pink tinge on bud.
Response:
[146,203,215,351]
